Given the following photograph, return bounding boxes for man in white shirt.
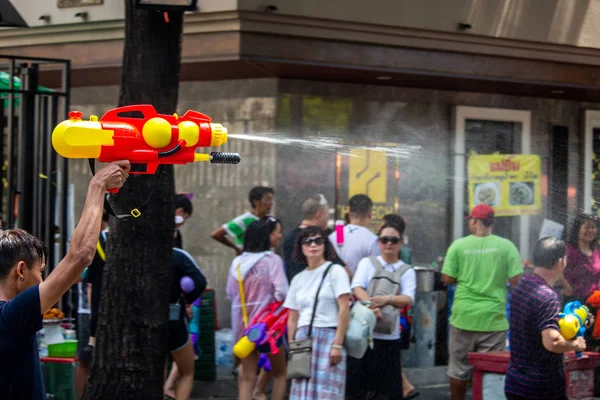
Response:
[329,194,379,275]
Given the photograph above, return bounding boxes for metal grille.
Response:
[0,55,70,275]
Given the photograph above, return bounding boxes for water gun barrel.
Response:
[194,152,241,164]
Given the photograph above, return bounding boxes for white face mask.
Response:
[175,215,184,225]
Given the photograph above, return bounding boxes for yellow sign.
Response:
[348,149,387,203]
[468,154,542,217]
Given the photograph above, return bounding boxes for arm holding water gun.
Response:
[554,301,589,357]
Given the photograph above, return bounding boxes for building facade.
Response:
[3,0,600,330]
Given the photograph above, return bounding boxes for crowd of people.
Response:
[442,203,600,400]
[217,189,420,400]
[0,160,599,400]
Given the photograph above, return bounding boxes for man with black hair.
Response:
[0,160,129,400]
[329,194,378,275]
[174,194,194,249]
[505,237,586,400]
[211,186,274,256]
[441,204,524,400]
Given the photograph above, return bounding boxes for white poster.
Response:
[539,219,564,240]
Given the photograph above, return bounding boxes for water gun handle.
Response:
[258,353,272,372]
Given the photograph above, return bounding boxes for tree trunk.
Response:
[85,2,184,399]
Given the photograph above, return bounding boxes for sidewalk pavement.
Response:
[190,365,463,399]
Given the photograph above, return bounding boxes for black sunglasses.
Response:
[302,237,325,246]
[379,236,401,245]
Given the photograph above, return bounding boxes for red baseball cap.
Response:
[465,204,495,220]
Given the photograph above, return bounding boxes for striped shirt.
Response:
[505,273,565,399]
[222,212,259,248]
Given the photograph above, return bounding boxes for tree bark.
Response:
[85,2,183,399]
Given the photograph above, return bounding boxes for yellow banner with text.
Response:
[467,154,542,217]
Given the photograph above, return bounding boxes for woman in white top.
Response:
[284,226,350,400]
[347,223,417,400]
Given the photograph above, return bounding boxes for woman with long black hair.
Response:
[226,217,289,400]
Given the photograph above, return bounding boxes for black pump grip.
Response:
[210,152,241,164]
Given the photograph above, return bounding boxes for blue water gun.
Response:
[558,301,591,358]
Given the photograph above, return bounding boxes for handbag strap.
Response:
[369,256,383,272]
[307,262,334,338]
[237,264,248,328]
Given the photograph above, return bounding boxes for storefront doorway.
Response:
[453,106,532,259]
[584,110,600,216]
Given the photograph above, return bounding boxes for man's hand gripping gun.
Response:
[52,105,240,192]
[233,301,289,371]
[558,301,592,358]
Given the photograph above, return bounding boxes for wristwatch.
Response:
[332,344,343,350]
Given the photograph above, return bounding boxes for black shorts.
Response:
[77,313,91,361]
[168,319,190,353]
[256,335,285,354]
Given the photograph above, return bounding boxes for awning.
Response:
[0,1,27,27]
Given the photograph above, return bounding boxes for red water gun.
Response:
[233,301,289,358]
[52,105,240,193]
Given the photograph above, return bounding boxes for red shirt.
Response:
[563,245,600,300]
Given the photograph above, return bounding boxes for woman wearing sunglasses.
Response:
[347,223,417,400]
[284,226,351,400]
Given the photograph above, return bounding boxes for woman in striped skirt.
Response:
[284,226,351,400]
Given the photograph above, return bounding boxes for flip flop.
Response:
[404,390,420,400]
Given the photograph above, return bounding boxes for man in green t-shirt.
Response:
[211,186,274,255]
[441,204,523,400]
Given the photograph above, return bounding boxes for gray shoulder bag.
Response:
[287,262,334,380]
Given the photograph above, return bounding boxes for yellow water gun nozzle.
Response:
[210,123,228,147]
